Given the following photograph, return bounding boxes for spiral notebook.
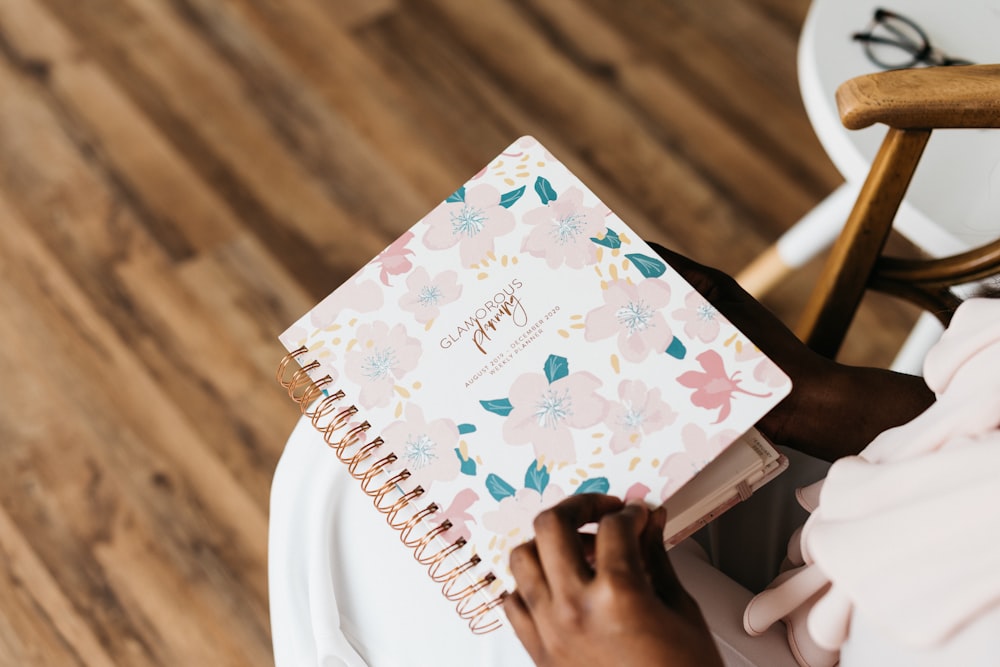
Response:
[276,136,792,634]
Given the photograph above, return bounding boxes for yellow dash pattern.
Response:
[558,329,570,338]
[571,314,583,320]
[413,381,422,390]
[725,333,738,347]
[349,318,358,326]
[394,385,410,398]
[576,468,588,478]
[611,354,621,374]
[629,457,641,472]
[501,255,509,267]
[346,339,357,352]
[609,264,619,281]
[394,402,403,418]
[478,272,489,280]
[504,178,515,186]
[651,458,661,468]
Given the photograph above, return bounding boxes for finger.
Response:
[502,591,546,662]
[594,503,649,577]
[508,540,548,610]
[532,494,625,595]
[641,507,688,605]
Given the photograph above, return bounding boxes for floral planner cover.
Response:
[279,135,792,593]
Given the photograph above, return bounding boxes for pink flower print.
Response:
[503,371,608,465]
[422,184,516,267]
[431,488,480,543]
[584,278,674,363]
[726,342,787,388]
[605,380,678,454]
[753,358,787,388]
[374,231,416,286]
[398,267,462,324]
[344,322,421,409]
[382,404,461,491]
[677,351,772,424]
[624,483,652,503]
[521,187,608,269]
[659,424,740,499]
[278,324,310,350]
[308,279,385,329]
[672,290,721,343]
[482,484,567,541]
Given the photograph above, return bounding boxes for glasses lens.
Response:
[864,15,927,68]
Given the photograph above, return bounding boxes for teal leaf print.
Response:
[543,354,569,384]
[590,228,622,249]
[524,460,550,494]
[574,477,610,495]
[480,398,514,416]
[486,473,517,501]
[446,185,466,203]
[455,448,477,476]
[458,423,477,435]
[665,336,687,359]
[625,253,667,278]
[499,185,526,209]
[534,176,558,204]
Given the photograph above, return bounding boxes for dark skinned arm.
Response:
[649,243,935,461]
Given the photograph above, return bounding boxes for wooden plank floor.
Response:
[0,0,918,664]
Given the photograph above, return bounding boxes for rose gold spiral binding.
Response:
[412,520,453,562]
[359,453,398,495]
[286,361,320,399]
[306,389,346,423]
[372,470,411,510]
[331,421,370,462]
[426,538,468,581]
[319,406,358,441]
[296,376,333,412]
[348,438,384,477]
[276,346,308,388]
[432,550,478,585]
[384,486,424,525]
[455,574,498,619]
[397,502,438,535]
[277,348,503,634]
[468,595,506,635]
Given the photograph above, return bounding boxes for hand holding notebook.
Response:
[275,136,792,634]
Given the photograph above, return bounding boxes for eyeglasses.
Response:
[852,8,974,70]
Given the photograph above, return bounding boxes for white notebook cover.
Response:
[278,135,792,613]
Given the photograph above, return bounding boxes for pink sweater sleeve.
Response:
[744,298,1000,665]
